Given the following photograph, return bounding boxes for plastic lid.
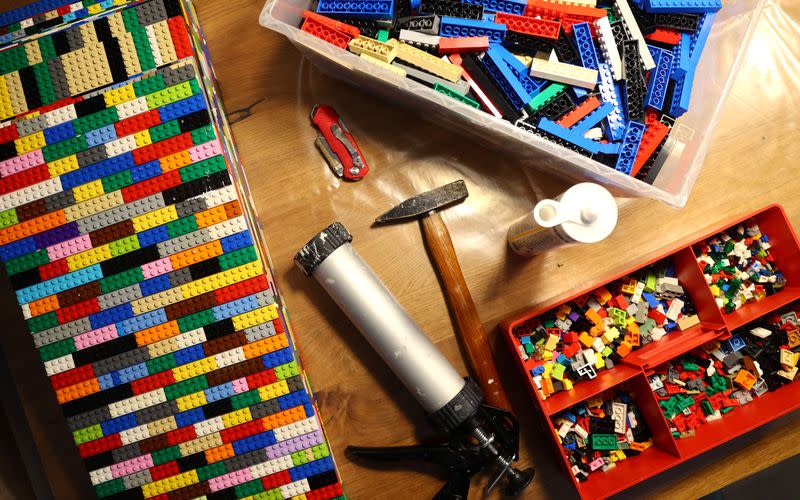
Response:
[533,183,617,244]
[294,222,353,276]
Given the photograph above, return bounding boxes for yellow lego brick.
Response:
[258,380,290,402]
[176,391,207,412]
[180,433,222,456]
[132,286,184,315]
[44,11,58,20]
[132,205,178,232]
[5,72,27,116]
[348,36,397,63]
[147,416,177,436]
[67,244,112,271]
[388,40,463,82]
[73,179,105,203]
[180,262,262,299]
[153,21,178,64]
[222,408,253,429]
[0,77,13,120]
[172,357,218,382]
[24,43,42,66]
[64,190,124,222]
[159,150,192,171]
[104,84,136,107]
[595,356,606,369]
[232,304,279,331]
[87,4,102,14]
[142,470,199,498]
[134,129,152,148]
[148,336,178,358]
[47,154,79,177]
[14,131,46,154]
[359,53,406,76]
[292,494,308,500]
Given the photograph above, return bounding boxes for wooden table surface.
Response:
[2,0,800,498]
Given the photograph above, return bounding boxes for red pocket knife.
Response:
[310,105,369,181]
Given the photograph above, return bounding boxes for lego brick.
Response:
[316,0,394,20]
[613,120,646,174]
[595,16,622,80]
[462,0,526,15]
[529,58,598,90]
[438,16,506,43]
[613,0,656,70]
[388,39,463,82]
[493,12,560,40]
[418,0,483,20]
[645,45,673,110]
[643,0,721,14]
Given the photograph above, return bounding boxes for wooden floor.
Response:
[1,0,800,498]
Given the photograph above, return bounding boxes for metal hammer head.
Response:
[375,180,468,224]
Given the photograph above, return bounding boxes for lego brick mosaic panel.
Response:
[0,1,344,498]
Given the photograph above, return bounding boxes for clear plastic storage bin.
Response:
[259,0,764,207]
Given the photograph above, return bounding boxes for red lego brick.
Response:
[631,110,670,177]
[115,109,161,137]
[0,125,19,143]
[220,419,264,444]
[167,16,194,59]
[261,470,292,490]
[646,28,681,45]
[78,433,122,458]
[438,36,490,54]
[524,0,605,23]
[133,133,194,165]
[121,169,182,203]
[307,483,345,500]
[131,370,176,395]
[55,296,100,324]
[560,17,596,36]
[300,17,352,50]
[50,363,96,390]
[39,258,69,280]
[557,95,601,127]
[149,461,181,481]
[213,275,269,304]
[57,6,71,15]
[166,426,197,446]
[272,318,285,334]
[0,163,49,195]
[245,368,278,389]
[302,10,360,38]
[494,12,561,40]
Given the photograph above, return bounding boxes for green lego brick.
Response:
[433,83,479,108]
[0,208,17,229]
[100,267,144,294]
[73,107,119,135]
[291,449,310,466]
[39,337,76,362]
[133,74,165,97]
[131,28,157,72]
[376,30,389,42]
[525,83,567,113]
[95,478,126,498]
[33,62,56,104]
[274,361,299,381]
[590,434,618,450]
[0,46,28,75]
[231,389,261,410]
[72,423,104,445]
[177,308,216,332]
[189,79,201,95]
[5,248,48,275]
[121,7,141,32]
[27,311,58,333]
[43,135,88,162]
[165,215,198,239]
[108,235,140,257]
[164,375,208,400]
[311,442,330,460]
[146,81,194,109]
[254,488,284,500]
[102,169,133,192]
[218,246,257,271]
[235,479,265,498]
[148,120,181,143]
[38,37,56,60]
[190,125,215,145]
[196,462,226,482]
[151,445,182,465]
[180,155,227,183]
[146,353,177,374]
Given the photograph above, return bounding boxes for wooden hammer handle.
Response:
[420,212,511,410]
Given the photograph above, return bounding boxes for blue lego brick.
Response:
[572,102,614,135]
[0,236,37,260]
[17,264,103,304]
[643,0,721,14]
[613,121,646,174]
[44,122,75,143]
[60,152,135,189]
[101,414,138,436]
[117,308,168,336]
[439,16,506,42]
[645,46,673,110]
[262,347,293,369]
[174,344,205,365]
[597,63,626,141]
[90,303,134,329]
[130,160,163,183]
[316,0,394,19]
[480,45,530,109]
[117,362,150,383]
[278,390,310,410]
[157,94,207,123]
[232,430,277,455]
[137,225,170,248]
[689,13,715,64]
[139,273,172,296]
[572,87,588,100]
[493,43,546,97]
[671,33,691,80]
[290,457,335,481]
[220,230,252,253]
[85,124,118,148]
[669,71,691,117]
[205,382,235,402]
[482,12,495,21]
[174,408,205,428]
[213,294,259,320]
[572,22,599,70]
[538,117,620,155]
[97,372,115,390]
[462,0,526,15]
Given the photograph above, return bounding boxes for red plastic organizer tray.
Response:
[501,204,800,499]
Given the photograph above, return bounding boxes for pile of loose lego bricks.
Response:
[551,390,653,481]
[0,0,136,46]
[298,0,721,183]
[0,0,344,498]
[513,260,699,399]
[695,222,786,314]
[649,302,800,439]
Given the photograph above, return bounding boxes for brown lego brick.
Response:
[164,292,217,321]
[89,219,135,247]
[202,331,247,357]
[205,358,262,387]
[57,281,102,307]
[16,199,48,222]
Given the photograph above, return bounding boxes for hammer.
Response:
[375,180,510,410]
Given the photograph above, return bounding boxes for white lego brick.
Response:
[0,177,63,211]
[666,298,684,321]
[194,416,225,436]
[399,29,441,47]
[573,423,588,439]
[109,388,167,418]
[146,25,165,67]
[273,417,320,441]
[594,17,622,80]
[207,216,247,240]
[250,455,295,479]
[117,97,149,119]
[612,402,627,433]
[214,347,246,368]
[44,354,75,376]
[120,424,151,445]
[750,326,772,338]
[557,420,573,438]
[614,0,655,70]
[202,185,238,207]
[281,479,311,498]
[89,466,114,485]
[584,127,603,140]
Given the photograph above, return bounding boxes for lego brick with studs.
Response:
[512,259,699,399]
[0,1,344,498]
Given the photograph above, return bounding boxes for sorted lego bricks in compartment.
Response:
[291,0,720,186]
[0,0,344,498]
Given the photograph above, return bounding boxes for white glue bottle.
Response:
[507,183,618,256]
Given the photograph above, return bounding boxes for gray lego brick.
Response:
[16,114,48,136]
[285,376,305,394]
[156,227,212,256]
[245,322,276,342]
[92,347,151,376]
[66,407,111,431]
[97,284,143,310]
[249,399,282,419]
[122,469,152,489]
[76,145,107,167]
[137,0,168,25]
[175,196,206,218]
[167,267,193,288]
[160,63,197,87]
[254,290,275,307]
[111,443,142,464]
[47,57,70,100]
[33,317,92,348]
[65,26,84,51]
[135,399,179,425]
[44,190,75,212]
[222,449,268,473]
[77,194,165,233]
